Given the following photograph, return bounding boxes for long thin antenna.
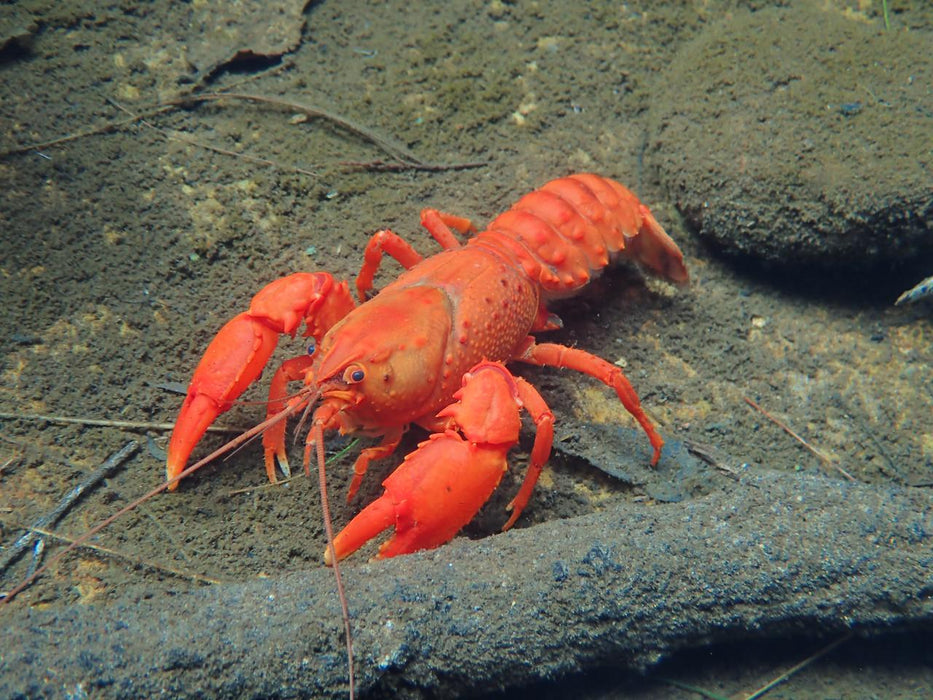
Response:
[308,422,356,699]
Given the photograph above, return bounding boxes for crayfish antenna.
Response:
[305,419,356,699]
[292,390,320,447]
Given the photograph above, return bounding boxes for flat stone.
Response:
[647,6,932,270]
[1,469,929,697]
[184,0,311,78]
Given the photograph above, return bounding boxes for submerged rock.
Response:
[648,6,932,271]
[1,469,929,698]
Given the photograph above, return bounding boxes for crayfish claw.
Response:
[326,495,395,565]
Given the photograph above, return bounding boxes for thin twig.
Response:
[0,449,22,477]
[165,92,487,172]
[0,60,291,158]
[742,631,854,700]
[0,111,172,157]
[0,441,139,575]
[0,520,222,586]
[0,391,312,606]
[743,397,855,481]
[107,97,319,177]
[684,439,740,479]
[658,678,730,700]
[0,411,243,434]
[339,158,488,173]
[23,538,44,581]
[895,274,933,305]
[171,91,425,166]
[3,87,486,176]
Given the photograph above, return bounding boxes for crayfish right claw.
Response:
[326,495,395,565]
[327,430,509,563]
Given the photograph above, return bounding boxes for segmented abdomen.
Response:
[471,173,686,296]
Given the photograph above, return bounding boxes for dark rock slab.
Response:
[184,0,312,78]
[554,422,717,503]
[648,6,932,270]
[0,6,37,53]
[1,469,930,698]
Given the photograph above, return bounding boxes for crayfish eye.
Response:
[344,365,365,383]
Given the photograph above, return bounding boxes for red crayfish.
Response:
[166,173,689,562]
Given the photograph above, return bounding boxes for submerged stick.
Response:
[3,86,486,174]
[743,631,854,700]
[107,97,319,177]
[164,91,487,172]
[0,395,311,605]
[168,91,424,166]
[0,111,171,157]
[0,520,222,586]
[0,441,139,576]
[1,470,928,697]
[0,61,290,158]
[743,396,855,481]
